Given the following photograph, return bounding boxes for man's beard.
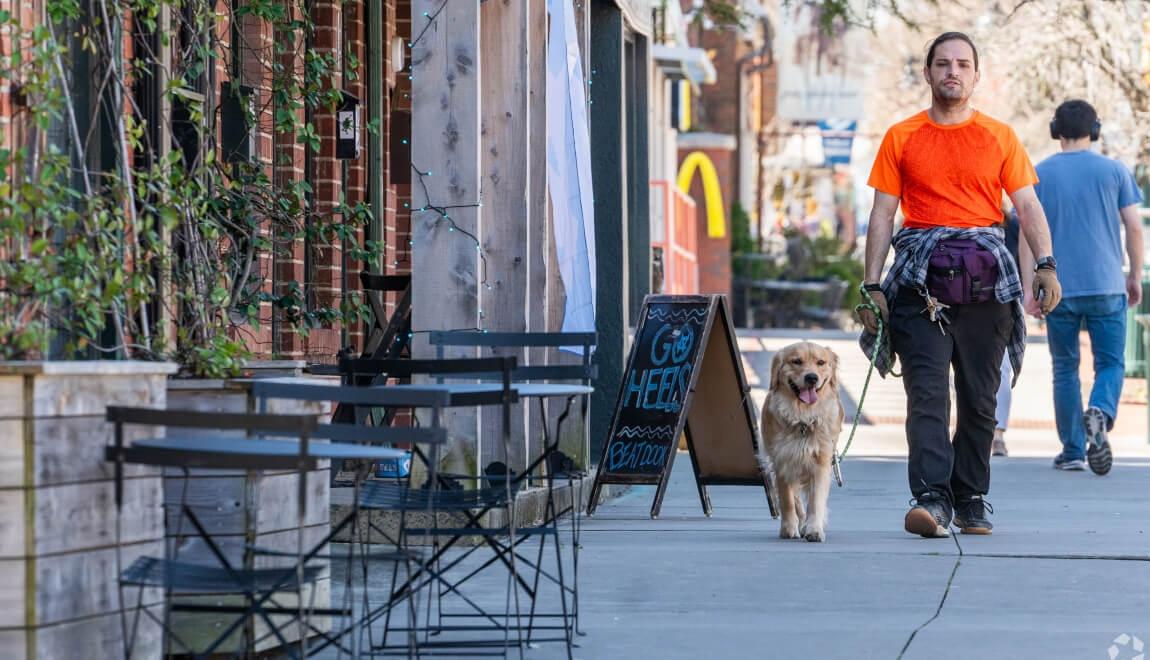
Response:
[932,80,968,107]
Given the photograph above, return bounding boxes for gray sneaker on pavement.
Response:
[1053,454,1087,471]
[1083,407,1113,476]
[904,492,952,538]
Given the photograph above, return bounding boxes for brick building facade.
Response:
[0,0,414,362]
[676,7,776,298]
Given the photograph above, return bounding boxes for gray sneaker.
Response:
[1052,454,1087,471]
[1084,407,1113,476]
[953,495,994,535]
[904,492,952,538]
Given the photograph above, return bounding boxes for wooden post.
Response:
[526,0,550,470]
[477,0,530,474]
[411,0,482,475]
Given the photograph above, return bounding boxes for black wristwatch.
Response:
[862,282,883,292]
[1035,256,1057,271]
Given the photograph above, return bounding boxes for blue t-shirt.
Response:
[1034,151,1143,297]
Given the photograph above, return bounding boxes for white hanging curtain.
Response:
[546,0,597,344]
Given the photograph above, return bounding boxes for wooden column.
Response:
[478,0,530,472]
[526,0,550,468]
[411,0,482,473]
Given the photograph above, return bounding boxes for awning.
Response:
[652,44,716,85]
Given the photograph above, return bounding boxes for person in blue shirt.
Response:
[1022,100,1144,475]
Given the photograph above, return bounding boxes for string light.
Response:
[410,161,489,292]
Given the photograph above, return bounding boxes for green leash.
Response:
[833,286,886,487]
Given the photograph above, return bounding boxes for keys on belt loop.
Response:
[921,293,951,335]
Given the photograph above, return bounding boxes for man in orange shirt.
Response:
[858,32,1062,538]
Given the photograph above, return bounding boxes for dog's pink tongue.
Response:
[798,387,819,405]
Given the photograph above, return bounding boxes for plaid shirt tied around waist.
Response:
[858,225,1026,385]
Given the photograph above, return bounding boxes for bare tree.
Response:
[993,0,1149,162]
[854,0,1148,166]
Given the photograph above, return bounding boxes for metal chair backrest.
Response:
[106,406,319,435]
[248,379,451,446]
[428,331,596,384]
[338,356,518,403]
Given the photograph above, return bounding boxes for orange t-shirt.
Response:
[867,110,1038,229]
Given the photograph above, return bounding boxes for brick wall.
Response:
[0,1,26,184]
[266,3,301,358]
[677,14,779,299]
[680,145,735,296]
[3,0,409,362]
[270,0,404,359]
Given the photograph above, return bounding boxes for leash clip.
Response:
[832,452,844,487]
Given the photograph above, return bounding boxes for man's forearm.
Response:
[1121,206,1144,275]
[1019,233,1035,292]
[864,209,894,283]
[1016,197,1054,260]
[1127,228,1143,276]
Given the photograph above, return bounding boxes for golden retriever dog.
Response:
[759,342,843,542]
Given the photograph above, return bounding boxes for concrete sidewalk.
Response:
[538,455,1150,660]
[525,327,1150,660]
[321,326,1149,660]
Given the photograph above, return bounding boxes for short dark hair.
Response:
[1053,100,1098,140]
[926,32,979,71]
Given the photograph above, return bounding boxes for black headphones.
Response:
[1049,115,1101,141]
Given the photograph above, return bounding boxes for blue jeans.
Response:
[1045,294,1127,460]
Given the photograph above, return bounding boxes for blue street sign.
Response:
[818,119,856,166]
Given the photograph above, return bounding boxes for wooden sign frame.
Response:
[587,295,777,519]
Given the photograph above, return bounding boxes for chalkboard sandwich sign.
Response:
[588,294,777,519]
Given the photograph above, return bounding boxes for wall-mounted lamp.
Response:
[390,36,406,76]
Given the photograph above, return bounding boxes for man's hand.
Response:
[1023,295,1042,318]
[1033,268,1062,315]
[1126,272,1142,307]
[858,289,889,335]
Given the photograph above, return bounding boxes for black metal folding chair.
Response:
[105,405,426,658]
[318,272,412,486]
[334,356,540,657]
[247,378,472,657]
[429,331,596,653]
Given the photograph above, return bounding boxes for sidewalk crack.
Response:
[896,532,964,660]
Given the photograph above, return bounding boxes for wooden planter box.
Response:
[165,372,332,653]
[0,361,176,659]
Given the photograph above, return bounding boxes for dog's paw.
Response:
[801,525,825,543]
[779,523,801,539]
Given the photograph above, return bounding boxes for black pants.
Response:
[890,288,1013,500]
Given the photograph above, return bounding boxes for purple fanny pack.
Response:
[926,239,999,305]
